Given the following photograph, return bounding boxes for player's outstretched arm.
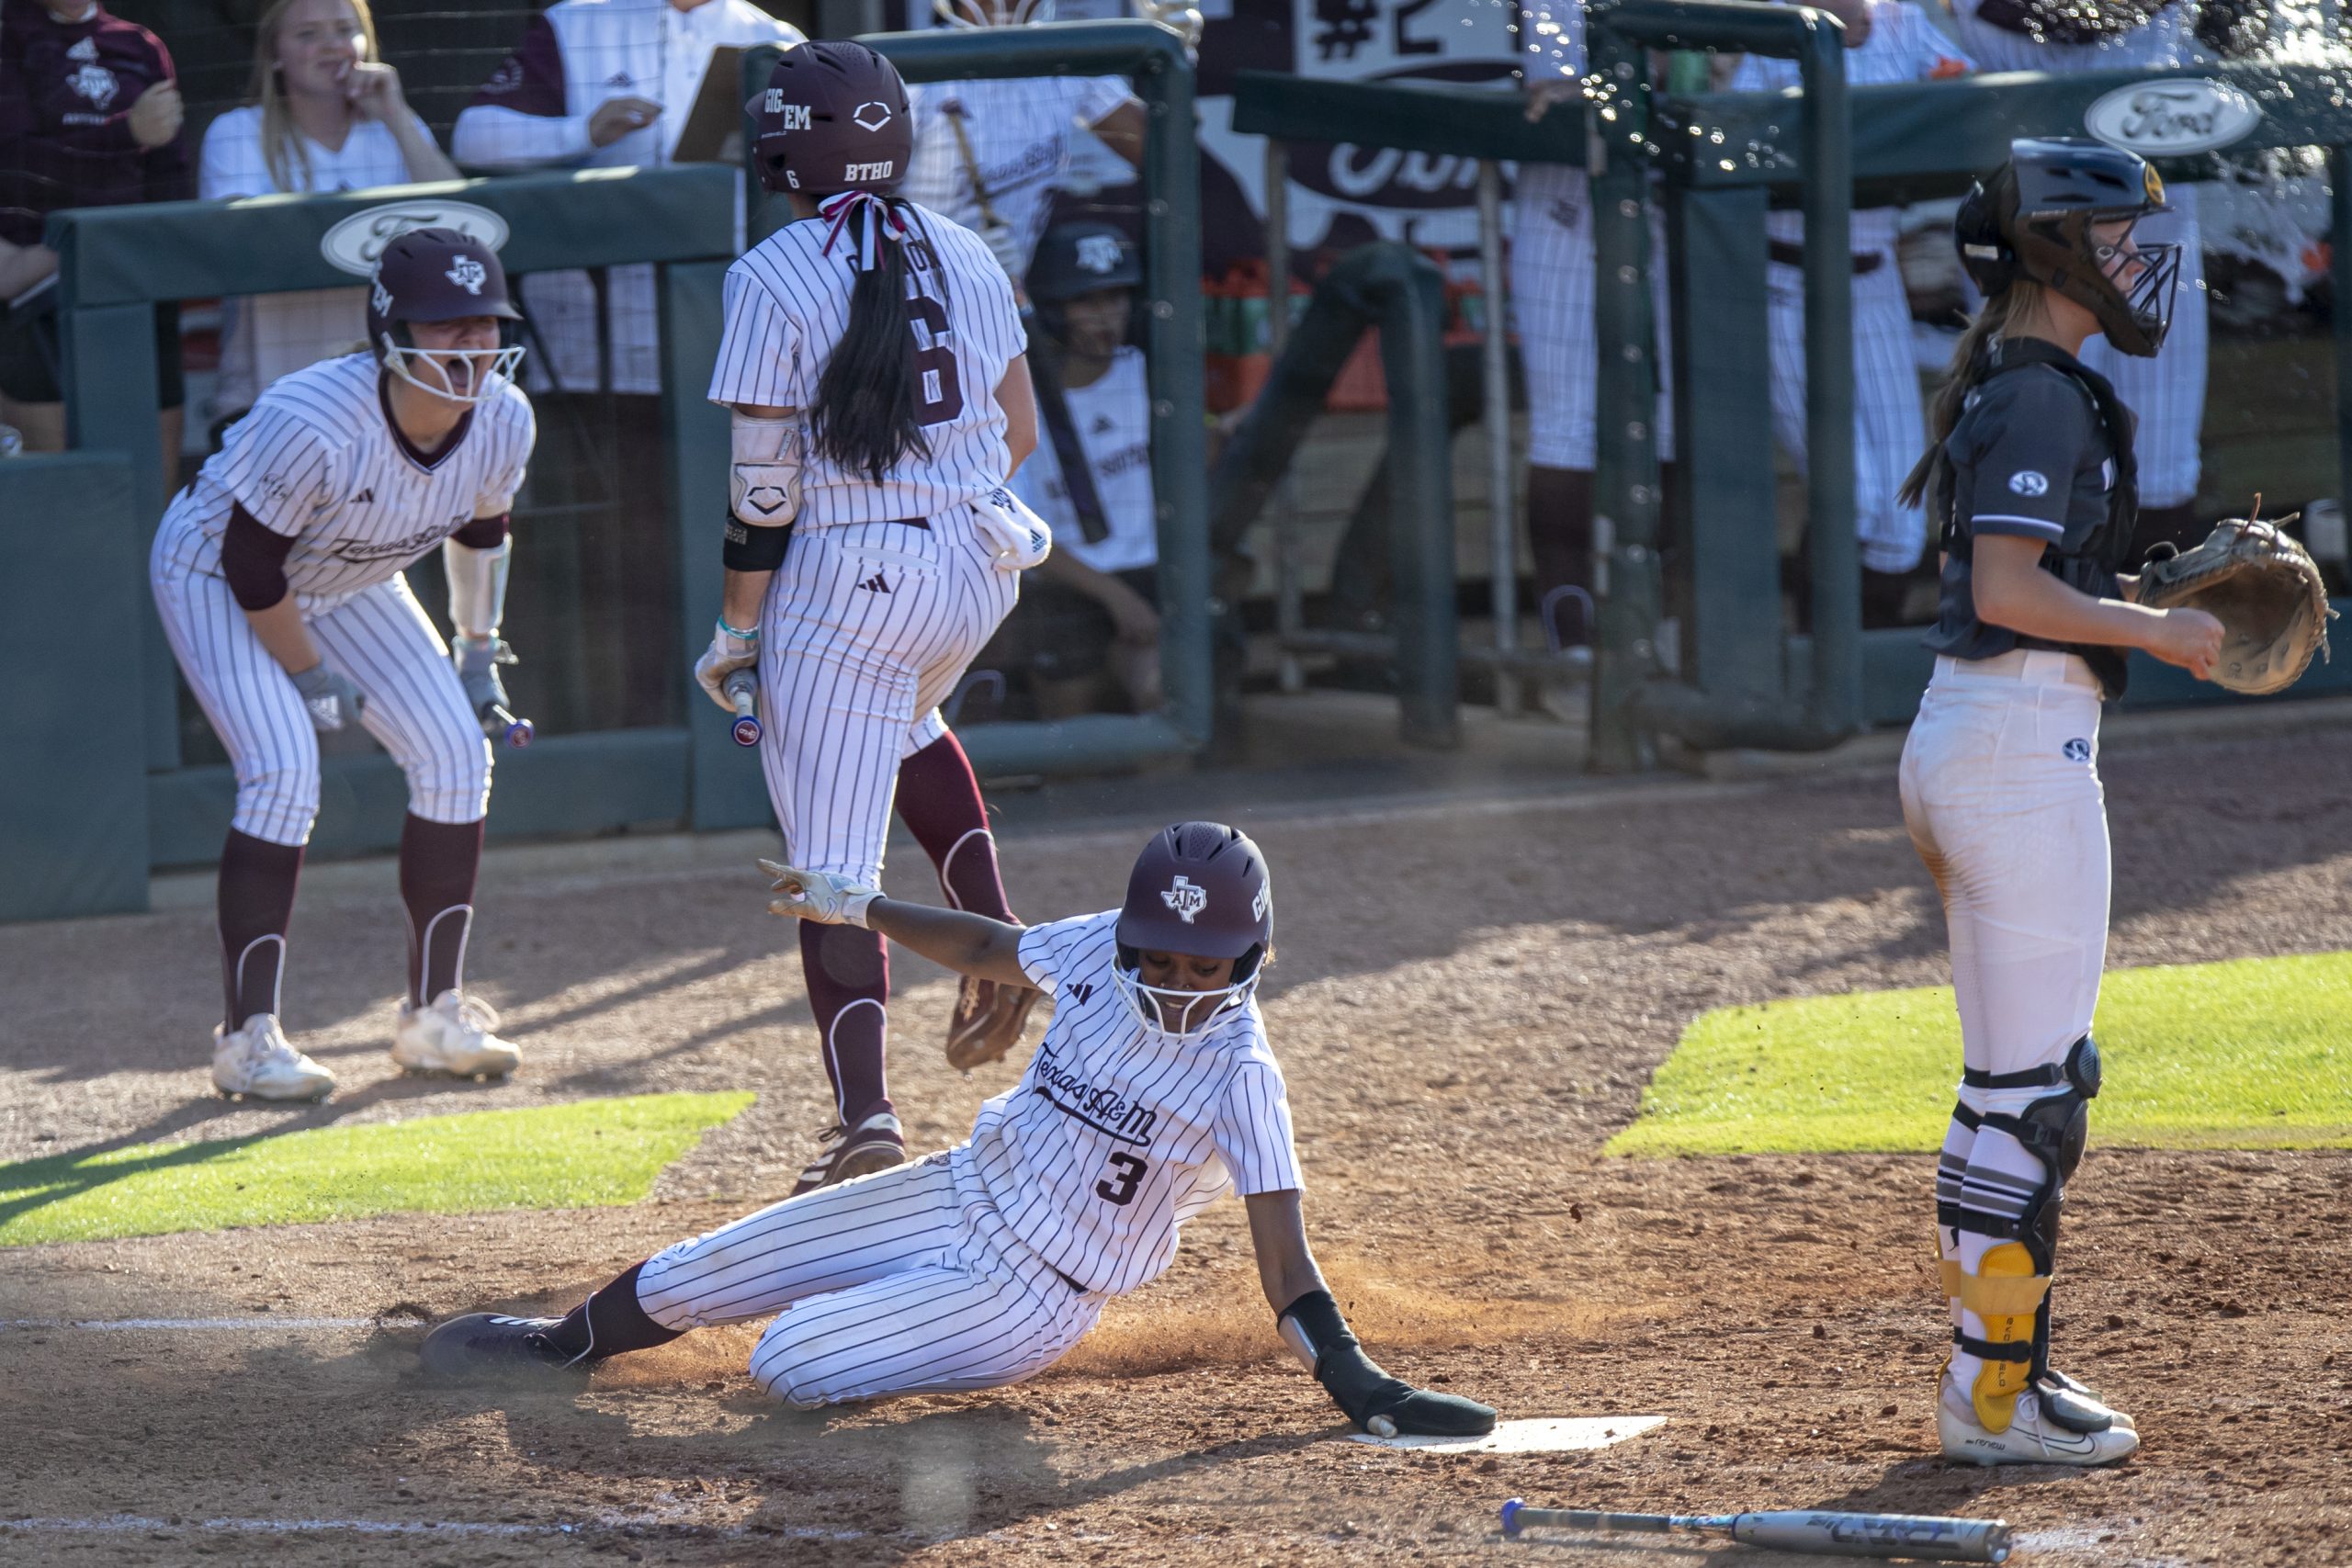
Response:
[758,861,1031,987]
[1245,1190,1497,1438]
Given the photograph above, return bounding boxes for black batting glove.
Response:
[1282,1290,1498,1438]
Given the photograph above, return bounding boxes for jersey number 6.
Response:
[907,293,964,426]
[1095,1152,1148,1206]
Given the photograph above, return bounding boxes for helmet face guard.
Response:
[367,227,526,405]
[1112,821,1272,1042]
[2014,206,2180,358]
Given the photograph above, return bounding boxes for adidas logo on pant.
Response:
[856,571,891,593]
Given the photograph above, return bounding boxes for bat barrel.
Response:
[1501,1505,2010,1564]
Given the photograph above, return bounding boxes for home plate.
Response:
[1346,1416,1667,1454]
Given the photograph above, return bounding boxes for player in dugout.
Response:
[420,823,1497,1444]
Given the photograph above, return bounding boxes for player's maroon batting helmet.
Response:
[749,41,912,198]
[1113,823,1273,1037]
[367,226,524,404]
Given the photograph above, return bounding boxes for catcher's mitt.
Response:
[2134,515,2335,694]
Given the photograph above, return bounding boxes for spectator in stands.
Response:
[903,0,1145,294]
[450,0,801,725]
[199,0,456,434]
[998,222,1163,718]
[0,0,190,476]
[451,0,800,400]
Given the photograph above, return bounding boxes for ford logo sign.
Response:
[2084,78,2263,158]
[319,199,511,277]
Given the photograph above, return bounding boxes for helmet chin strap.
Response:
[380,332,525,408]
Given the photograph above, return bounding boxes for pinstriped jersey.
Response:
[707,203,1029,527]
[899,76,1133,281]
[970,911,1303,1297]
[153,354,536,608]
[1008,345,1156,574]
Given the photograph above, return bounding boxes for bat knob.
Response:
[1367,1414,1398,1438]
[732,715,763,747]
[503,716,535,749]
[1500,1499,1524,1538]
[486,705,533,748]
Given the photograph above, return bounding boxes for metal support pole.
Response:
[1476,160,1520,714]
[2333,146,2352,519]
[1263,138,1305,694]
[1585,28,1664,773]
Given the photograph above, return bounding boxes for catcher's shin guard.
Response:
[1951,1036,2105,1434]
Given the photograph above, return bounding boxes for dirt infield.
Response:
[5,724,2351,1565]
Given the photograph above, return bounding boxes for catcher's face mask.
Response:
[2013,204,2180,358]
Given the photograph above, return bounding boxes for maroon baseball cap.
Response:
[748,41,911,197]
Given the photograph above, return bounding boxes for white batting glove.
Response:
[694,620,760,715]
[758,859,880,928]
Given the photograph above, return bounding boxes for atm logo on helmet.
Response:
[2084,79,2262,159]
[1161,876,1208,923]
[321,200,512,278]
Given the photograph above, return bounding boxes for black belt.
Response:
[1768,238,1884,276]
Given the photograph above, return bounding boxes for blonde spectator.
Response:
[199,0,458,428]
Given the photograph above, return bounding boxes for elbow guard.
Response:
[730,411,802,531]
[444,531,512,641]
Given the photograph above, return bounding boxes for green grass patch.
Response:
[1609,953,2352,1156]
[0,1091,753,1247]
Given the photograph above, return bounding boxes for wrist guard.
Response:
[1278,1289,1410,1425]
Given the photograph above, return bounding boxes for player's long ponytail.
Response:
[1896,281,2044,510]
[812,196,949,482]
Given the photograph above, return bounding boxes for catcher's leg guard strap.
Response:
[1951,1036,2098,1431]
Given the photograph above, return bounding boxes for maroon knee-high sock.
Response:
[800,920,890,1124]
[893,734,1014,922]
[547,1260,680,1362]
[400,814,484,1007]
[219,829,304,1031]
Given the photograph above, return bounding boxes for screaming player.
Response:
[148,227,536,1100]
[696,43,1052,1194]
[420,823,1498,1444]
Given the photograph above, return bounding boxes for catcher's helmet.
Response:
[1027,222,1142,304]
[1113,822,1272,1038]
[1955,136,2179,357]
[749,41,911,197]
[367,226,524,405]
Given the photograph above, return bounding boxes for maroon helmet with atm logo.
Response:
[1113,822,1273,1038]
[365,226,524,405]
[748,41,912,197]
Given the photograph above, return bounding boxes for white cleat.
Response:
[393,990,521,1078]
[1939,1385,2140,1468]
[212,1015,336,1101]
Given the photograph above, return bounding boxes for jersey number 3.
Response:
[1095,1152,1148,1207]
[907,293,964,426]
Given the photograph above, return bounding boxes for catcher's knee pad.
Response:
[1953,1036,2099,1431]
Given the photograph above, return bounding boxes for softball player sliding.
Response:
[694,42,1054,1196]
[149,227,537,1100]
[1896,138,2222,1465]
[419,823,1496,1442]
[1948,0,2210,557]
[1729,1,1972,624]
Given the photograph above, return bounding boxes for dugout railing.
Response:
[740,20,1209,777]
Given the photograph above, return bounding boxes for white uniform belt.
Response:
[1931,649,2101,691]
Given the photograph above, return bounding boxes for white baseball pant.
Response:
[1899,649,2109,1383]
[1766,246,1932,573]
[151,560,492,847]
[635,1147,1104,1406]
[755,517,1019,884]
[1512,163,1678,468]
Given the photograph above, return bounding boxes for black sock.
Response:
[547,1261,682,1361]
[400,814,483,1006]
[219,829,303,1030]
